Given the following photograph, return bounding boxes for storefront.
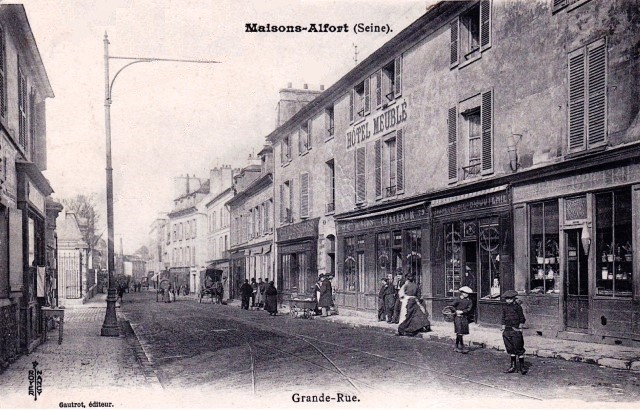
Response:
[430,186,512,325]
[229,251,245,300]
[277,218,319,300]
[336,201,430,315]
[512,163,640,343]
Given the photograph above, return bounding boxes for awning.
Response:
[16,160,54,195]
[250,246,262,255]
[431,185,508,207]
[341,201,426,221]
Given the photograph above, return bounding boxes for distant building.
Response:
[56,212,89,305]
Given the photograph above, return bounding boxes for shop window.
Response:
[404,229,422,288]
[595,190,632,297]
[529,201,560,295]
[478,219,500,299]
[444,222,462,297]
[377,232,391,281]
[344,237,357,291]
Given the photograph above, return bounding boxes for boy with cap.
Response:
[451,286,474,353]
[501,290,527,375]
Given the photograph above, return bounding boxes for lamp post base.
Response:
[100,287,119,337]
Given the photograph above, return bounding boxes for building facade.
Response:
[0,5,57,368]
[263,0,640,344]
[227,153,274,300]
[148,215,169,282]
[203,165,235,300]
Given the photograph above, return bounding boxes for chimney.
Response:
[287,82,292,88]
[209,167,223,196]
[303,83,308,89]
[221,164,233,188]
[320,84,325,91]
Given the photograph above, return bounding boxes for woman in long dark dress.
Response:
[397,275,430,336]
[264,281,278,316]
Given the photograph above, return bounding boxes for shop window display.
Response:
[445,222,462,297]
[595,190,632,297]
[479,218,500,300]
[529,201,560,294]
[344,237,357,291]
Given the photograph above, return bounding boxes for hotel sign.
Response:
[346,99,408,150]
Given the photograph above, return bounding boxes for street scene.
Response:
[1,0,640,408]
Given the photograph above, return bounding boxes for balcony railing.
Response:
[326,202,335,213]
[462,160,481,180]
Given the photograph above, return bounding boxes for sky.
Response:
[14,0,430,253]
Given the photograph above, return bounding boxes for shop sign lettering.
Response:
[346,100,408,150]
[277,218,319,242]
[337,205,428,234]
[432,192,509,217]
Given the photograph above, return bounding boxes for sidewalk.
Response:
[0,294,161,408]
[228,299,640,372]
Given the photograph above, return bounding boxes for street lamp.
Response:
[101,32,220,336]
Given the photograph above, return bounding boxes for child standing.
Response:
[501,290,527,375]
[452,286,474,353]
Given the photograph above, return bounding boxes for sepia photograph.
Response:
[0,0,639,408]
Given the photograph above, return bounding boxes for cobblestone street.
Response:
[118,291,640,407]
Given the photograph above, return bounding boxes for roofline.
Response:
[205,187,233,208]
[265,1,459,144]
[226,173,273,207]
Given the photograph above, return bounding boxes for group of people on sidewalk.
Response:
[378,273,431,337]
[239,277,279,315]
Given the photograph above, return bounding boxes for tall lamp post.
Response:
[101,33,220,336]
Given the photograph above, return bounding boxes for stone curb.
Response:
[118,313,164,390]
[319,315,640,372]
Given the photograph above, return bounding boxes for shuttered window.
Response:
[288,179,294,222]
[448,106,458,182]
[396,128,404,193]
[480,0,491,51]
[481,89,493,175]
[355,146,366,204]
[568,38,607,153]
[349,89,354,123]
[300,172,310,218]
[364,77,371,116]
[0,26,5,118]
[279,184,285,223]
[394,56,402,98]
[450,19,459,68]
[375,70,382,109]
[375,139,382,199]
[18,65,27,149]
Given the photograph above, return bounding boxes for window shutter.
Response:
[364,77,371,115]
[552,0,567,12]
[480,0,492,51]
[300,172,309,218]
[394,56,402,98]
[307,120,312,149]
[448,106,458,182]
[375,139,382,199]
[450,19,459,68]
[396,128,404,193]
[325,109,331,138]
[298,128,304,154]
[587,38,607,148]
[349,89,354,123]
[279,184,284,223]
[481,89,494,175]
[355,147,366,203]
[289,179,294,222]
[0,27,5,117]
[568,48,586,152]
[375,70,382,108]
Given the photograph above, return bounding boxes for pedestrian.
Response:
[501,290,527,375]
[397,274,430,336]
[390,271,405,324]
[378,278,388,321]
[240,279,253,310]
[117,283,125,305]
[214,280,224,304]
[257,278,266,309]
[318,274,333,317]
[250,277,258,309]
[452,286,474,353]
[378,278,396,322]
[264,281,278,316]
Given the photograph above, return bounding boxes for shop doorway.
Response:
[564,228,589,330]
[461,241,478,323]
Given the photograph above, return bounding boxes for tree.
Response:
[61,194,102,250]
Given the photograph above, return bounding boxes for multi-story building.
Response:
[166,174,209,293]
[267,83,338,300]
[267,0,640,345]
[148,215,169,280]
[203,165,235,299]
[227,152,275,299]
[0,5,57,366]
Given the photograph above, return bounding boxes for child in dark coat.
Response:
[501,290,527,375]
[451,286,474,353]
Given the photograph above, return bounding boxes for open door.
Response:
[564,228,589,330]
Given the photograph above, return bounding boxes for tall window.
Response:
[595,190,632,297]
[385,137,396,196]
[467,109,481,176]
[29,88,36,160]
[355,147,366,204]
[298,120,311,154]
[444,222,462,297]
[460,3,480,58]
[18,65,27,149]
[326,160,335,213]
[568,38,607,152]
[404,229,422,288]
[281,180,293,223]
[281,135,292,163]
[529,201,559,295]
[450,1,491,68]
[325,106,335,139]
[344,237,357,291]
[351,78,370,123]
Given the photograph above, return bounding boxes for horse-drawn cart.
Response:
[199,274,222,304]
